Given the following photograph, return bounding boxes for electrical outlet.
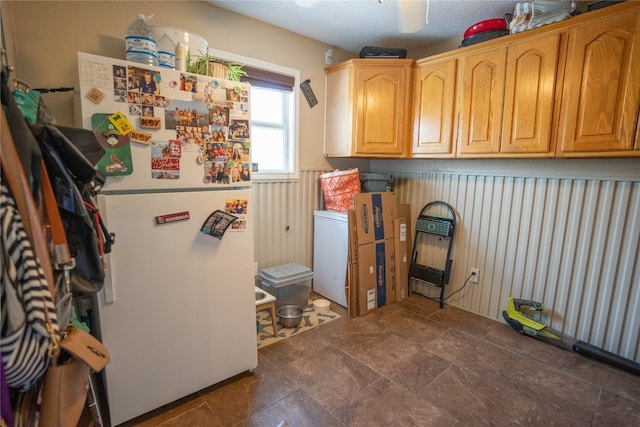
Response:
[470,268,479,284]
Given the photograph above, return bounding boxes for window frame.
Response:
[209,47,300,182]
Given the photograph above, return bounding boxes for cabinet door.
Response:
[324,66,354,157]
[502,34,559,155]
[413,58,457,157]
[558,10,640,156]
[355,65,410,156]
[458,48,507,156]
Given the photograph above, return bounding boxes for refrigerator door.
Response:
[78,52,252,193]
[312,210,348,307]
[97,190,257,425]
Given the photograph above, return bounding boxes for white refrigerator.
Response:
[78,52,257,425]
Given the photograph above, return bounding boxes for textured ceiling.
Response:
[207,0,519,54]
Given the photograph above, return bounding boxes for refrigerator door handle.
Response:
[103,253,115,303]
[98,195,115,304]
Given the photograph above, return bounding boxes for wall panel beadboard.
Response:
[252,169,326,273]
[254,168,639,363]
[393,171,640,363]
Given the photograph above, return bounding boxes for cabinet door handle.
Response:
[635,107,640,149]
[454,112,460,155]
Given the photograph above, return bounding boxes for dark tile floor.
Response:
[125,294,640,426]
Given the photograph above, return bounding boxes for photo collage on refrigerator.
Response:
[80,54,252,231]
[80,56,252,186]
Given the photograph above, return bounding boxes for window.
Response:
[251,87,293,174]
[209,48,300,181]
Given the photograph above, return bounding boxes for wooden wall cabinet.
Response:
[325,2,640,159]
[502,34,560,156]
[324,59,414,157]
[457,47,507,156]
[412,31,561,159]
[453,2,640,159]
[557,7,640,157]
[456,33,560,158]
[412,57,458,157]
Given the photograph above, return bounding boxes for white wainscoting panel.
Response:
[393,171,639,363]
[253,167,639,363]
[252,170,325,273]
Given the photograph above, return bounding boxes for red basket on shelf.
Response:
[319,169,361,212]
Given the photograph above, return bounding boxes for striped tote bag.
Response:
[1,183,59,391]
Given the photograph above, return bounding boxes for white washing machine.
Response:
[313,210,348,307]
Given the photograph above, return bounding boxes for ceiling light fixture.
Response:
[397,0,430,33]
[426,0,430,25]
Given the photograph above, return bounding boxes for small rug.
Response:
[257,300,340,348]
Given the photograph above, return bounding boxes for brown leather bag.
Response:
[39,327,110,427]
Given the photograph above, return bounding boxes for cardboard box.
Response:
[353,192,397,245]
[350,198,408,316]
[347,209,359,317]
[358,239,395,309]
[357,243,377,315]
[394,217,409,302]
[398,203,412,259]
[383,238,395,305]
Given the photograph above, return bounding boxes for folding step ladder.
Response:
[409,201,456,308]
